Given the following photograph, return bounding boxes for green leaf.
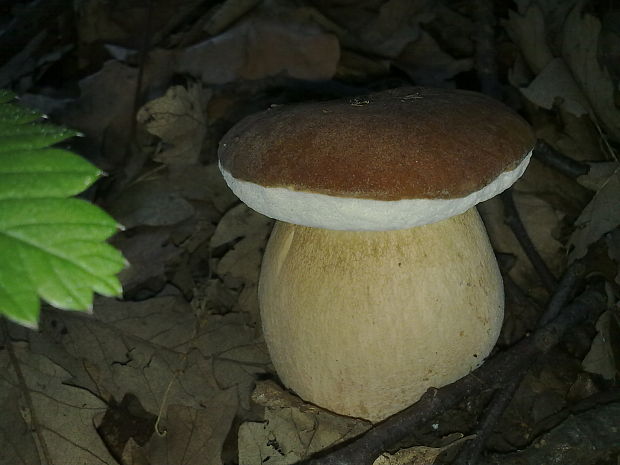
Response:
[0,93,126,327]
[0,124,79,152]
[0,102,43,124]
[0,148,101,200]
[0,90,17,103]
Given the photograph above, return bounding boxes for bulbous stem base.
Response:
[259,208,503,422]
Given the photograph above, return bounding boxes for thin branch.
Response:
[533,140,590,179]
[1,320,52,464]
[539,260,585,325]
[501,189,557,292]
[454,377,522,465]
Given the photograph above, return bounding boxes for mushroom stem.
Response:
[258,208,504,422]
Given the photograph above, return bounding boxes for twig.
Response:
[539,260,585,325]
[454,377,522,465]
[501,189,557,293]
[533,140,589,179]
[299,285,606,465]
[1,320,52,463]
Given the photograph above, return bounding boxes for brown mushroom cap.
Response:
[219,87,535,201]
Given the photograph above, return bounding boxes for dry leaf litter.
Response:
[0,0,618,464]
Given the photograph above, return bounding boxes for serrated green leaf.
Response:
[0,93,126,327]
[0,148,101,199]
[0,199,126,325]
[0,90,16,103]
[0,198,119,239]
[0,125,78,152]
[0,102,43,124]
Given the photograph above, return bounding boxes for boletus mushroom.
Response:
[218,87,535,422]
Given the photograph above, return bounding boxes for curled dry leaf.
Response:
[211,203,273,287]
[107,178,195,229]
[335,49,391,81]
[489,354,580,452]
[0,342,115,465]
[128,403,237,465]
[373,435,472,465]
[26,298,230,412]
[507,1,620,142]
[238,380,371,465]
[569,163,620,261]
[562,2,620,141]
[75,0,199,50]
[113,228,182,297]
[514,157,591,215]
[426,3,474,57]
[396,30,472,86]
[167,163,238,213]
[316,0,432,58]
[207,204,273,317]
[482,402,620,465]
[504,1,553,74]
[62,60,137,168]
[348,0,428,58]
[582,310,620,380]
[521,58,590,118]
[57,52,175,185]
[177,15,339,84]
[137,84,211,165]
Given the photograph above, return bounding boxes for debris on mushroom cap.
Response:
[218,87,536,231]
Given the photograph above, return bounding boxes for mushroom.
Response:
[218,87,535,422]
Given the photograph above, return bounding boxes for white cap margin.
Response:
[219,151,531,231]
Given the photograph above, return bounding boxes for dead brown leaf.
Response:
[521,58,590,118]
[167,163,238,213]
[108,178,195,229]
[10,293,268,465]
[211,204,273,289]
[62,60,137,168]
[505,2,554,75]
[484,402,620,465]
[396,30,472,86]
[113,228,181,297]
[126,402,237,465]
[137,84,211,165]
[75,0,203,54]
[373,436,472,465]
[569,163,620,261]
[562,2,620,141]
[238,380,371,464]
[0,342,116,465]
[489,352,580,452]
[177,15,340,84]
[582,310,620,380]
[315,0,432,58]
